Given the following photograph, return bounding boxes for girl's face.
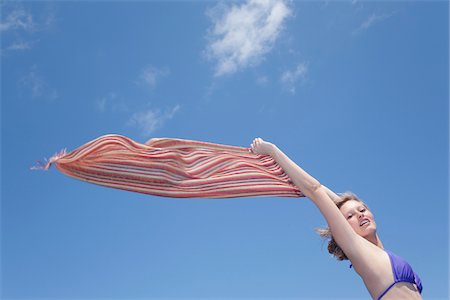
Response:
[340,200,377,238]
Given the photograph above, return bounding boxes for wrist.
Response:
[269,144,280,158]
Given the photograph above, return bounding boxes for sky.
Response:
[1,0,449,299]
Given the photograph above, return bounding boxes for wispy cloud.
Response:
[20,67,44,98]
[127,105,181,137]
[1,3,57,54]
[5,40,34,51]
[19,65,58,101]
[139,65,170,89]
[95,92,129,113]
[205,0,292,77]
[0,8,36,32]
[352,12,395,35]
[280,62,308,95]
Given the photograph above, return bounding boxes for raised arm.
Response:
[250,138,363,259]
[323,185,341,202]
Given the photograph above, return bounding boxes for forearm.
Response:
[250,138,340,201]
[270,147,359,249]
[270,146,321,199]
[252,140,360,256]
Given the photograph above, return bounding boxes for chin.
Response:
[360,227,377,238]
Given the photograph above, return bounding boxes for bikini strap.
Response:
[377,281,397,300]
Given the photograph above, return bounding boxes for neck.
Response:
[366,233,383,249]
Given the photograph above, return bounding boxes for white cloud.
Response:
[353,12,395,35]
[95,92,130,114]
[20,66,44,98]
[139,66,170,89]
[1,3,57,53]
[95,92,116,112]
[205,0,292,77]
[280,62,307,95]
[6,40,33,51]
[42,5,57,30]
[127,105,181,137]
[19,65,58,100]
[0,8,36,32]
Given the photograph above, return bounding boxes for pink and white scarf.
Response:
[35,134,303,198]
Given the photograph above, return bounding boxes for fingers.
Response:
[252,138,262,145]
[249,137,264,153]
[250,140,256,152]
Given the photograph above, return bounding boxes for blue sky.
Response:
[1,1,448,299]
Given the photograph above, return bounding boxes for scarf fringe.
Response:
[31,149,67,170]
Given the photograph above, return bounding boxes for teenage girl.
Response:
[250,138,423,300]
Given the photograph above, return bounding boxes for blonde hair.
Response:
[315,192,368,261]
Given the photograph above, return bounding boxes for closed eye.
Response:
[347,214,353,219]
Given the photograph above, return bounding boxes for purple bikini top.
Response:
[350,250,423,299]
[377,250,423,299]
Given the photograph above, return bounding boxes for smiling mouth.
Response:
[360,220,370,227]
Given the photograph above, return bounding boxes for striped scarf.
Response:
[35,134,303,198]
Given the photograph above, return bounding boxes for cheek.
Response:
[348,219,360,230]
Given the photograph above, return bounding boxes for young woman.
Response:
[250,138,423,300]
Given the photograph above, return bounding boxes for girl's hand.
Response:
[250,138,277,156]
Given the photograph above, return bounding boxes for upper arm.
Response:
[311,186,392,290]
[309,186,364,259]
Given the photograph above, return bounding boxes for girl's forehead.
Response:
[340,200,365,212]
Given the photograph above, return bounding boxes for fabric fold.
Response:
[36,134,303,198]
